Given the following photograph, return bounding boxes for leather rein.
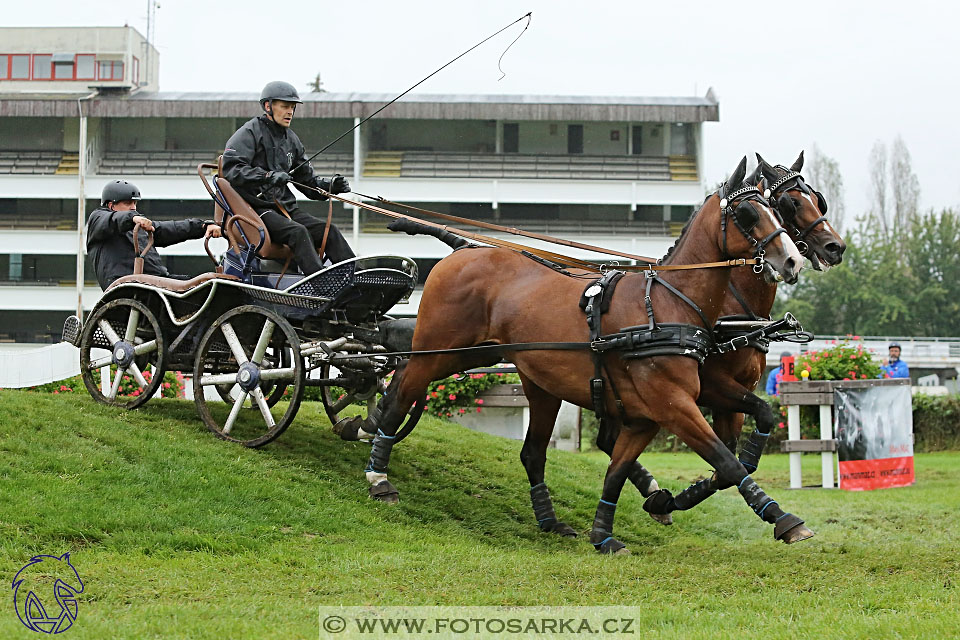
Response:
[292,181,766,274]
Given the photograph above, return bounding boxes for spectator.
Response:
[765,351,793,396]
[880,342,910,379]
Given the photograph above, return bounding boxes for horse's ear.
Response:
[814,190,828,214]
[729,156,747,187]
[790,150,804,172]
[759,158,778,183]
[733,201,760,231]
[746,163,762,187]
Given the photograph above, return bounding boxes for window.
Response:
[98,60,124,81]
[132,56,139,85]
[33,54,52,80]
[76,55,95,80]
[631,125,643,155]
[0,56,6,79]
[567,124,583,154]
[10,55,29,79]
[503,123,519,153]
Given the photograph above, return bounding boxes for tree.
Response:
[868,141,889,237]
[806,144,846,231]
[890,135,920,232]
[307,73,326,93]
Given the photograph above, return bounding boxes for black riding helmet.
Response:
[101,180,141,206]
[259,81,302,111]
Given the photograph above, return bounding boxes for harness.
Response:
[765,167,829,258]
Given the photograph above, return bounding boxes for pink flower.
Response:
[475,398,484,405]
[476,407,482,413]
[843,377,850,381]
[458,408,466,414]
[163,382,171,389]
[496,373,505,377]
[853,335,861,340]
[60,385,68,391]
[861,374,867,379]
[445,412,452,417]
[448,394,456,401]
[53,390,59,395]
[850,355,856,359]
[778,422,785,429]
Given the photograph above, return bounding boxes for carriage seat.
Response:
[107,271,240,293]
[213,156,293,263]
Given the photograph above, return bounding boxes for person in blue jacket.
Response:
[880,342,910,379]
[765,351,793,396]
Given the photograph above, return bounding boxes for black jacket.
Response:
[86,207,205,289]
[222,115,330,212]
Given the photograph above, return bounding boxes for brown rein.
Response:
[291,181,762,274]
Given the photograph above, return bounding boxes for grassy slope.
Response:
[0,390,958,639]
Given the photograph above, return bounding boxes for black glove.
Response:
[329,174,351,195]
[264,171,292,188]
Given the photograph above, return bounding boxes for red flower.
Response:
[496,373,505,377]
[446,412,452,417]
[458,408,466,414]
[437,384,445,390]
[431,392,438,398]
[476,407,482,413]
[861,374,867,379]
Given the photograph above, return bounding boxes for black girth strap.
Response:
[645,274,711,330]
[582,270,627,426]
[727,282,759,320]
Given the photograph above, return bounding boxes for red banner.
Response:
[838,456,914,491]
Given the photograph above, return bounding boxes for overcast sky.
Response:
[7,0,959,220]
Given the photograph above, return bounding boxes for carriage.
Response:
[62,162,424,447]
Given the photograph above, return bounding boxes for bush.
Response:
[424,370,520,419]
[795,336,884,381]
[24,371,186,399]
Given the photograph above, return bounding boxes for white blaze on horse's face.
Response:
[759,201,803,284]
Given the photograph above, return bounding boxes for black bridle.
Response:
[719,182,787,274]
[764,167,829,256]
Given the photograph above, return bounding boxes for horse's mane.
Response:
[660,191,713,264]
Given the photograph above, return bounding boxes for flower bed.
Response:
[23,371,186,399]
[424,370,521,418]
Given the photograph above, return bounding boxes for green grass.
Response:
[1,390,958,639]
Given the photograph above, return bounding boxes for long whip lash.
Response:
[291,11,533,174]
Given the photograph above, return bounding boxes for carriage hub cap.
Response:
[112,341,135,368]
[236,362,261,392]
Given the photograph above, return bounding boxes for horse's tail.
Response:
[387,218,472,251]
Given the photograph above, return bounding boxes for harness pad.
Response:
[603,323,714,364]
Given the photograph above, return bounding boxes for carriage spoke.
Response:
[98,319,121,346]
[128,363,149,388]
[201,372,242,386]
[89,353,114,369]
[258,367,297,381]
[123,308,141,342]
[251,388,276,428]
[250,320,276,366]
[133,339,158,356]
[222,391,249,435]
[219,322,249,365]
[107,366,125,400]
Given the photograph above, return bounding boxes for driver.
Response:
[86,179,221,290]
[222,81,355,275]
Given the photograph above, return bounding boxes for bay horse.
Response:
[344,156,810,552]
[585,151,845,526]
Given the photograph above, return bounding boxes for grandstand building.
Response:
[0,26,718,344]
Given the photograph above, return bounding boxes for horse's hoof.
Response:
[333,416,365,441]
[369,480,399,504]
[648,512,673,526]
[543,521,577,538]
[642,488,675,516]
[774,513,815,544]
[593,537,627,554]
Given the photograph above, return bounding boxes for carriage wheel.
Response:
[79,298,166,409]
[317,363,424,443]
[193,305,304,447]
[213,344,292,409]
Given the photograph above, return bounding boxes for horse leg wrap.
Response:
[737,476,788,524]
[738,429,770,475]
[590,500,623,553]
[529,484,576,537]
[671,474,719,511]
[627,463,660,497]
[642,488,676,515]
[365,431,396,475]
